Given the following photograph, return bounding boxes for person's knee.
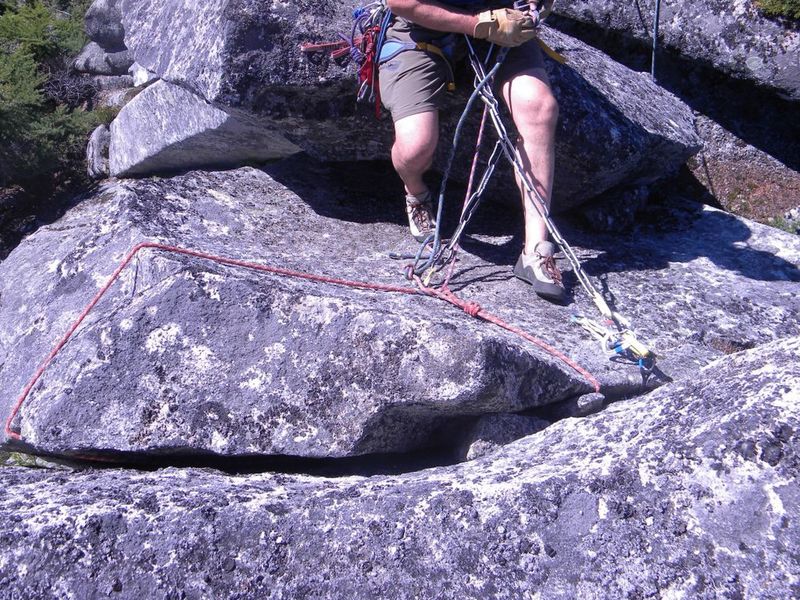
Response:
[393,112,438,173]
[394,135,436,171]
[507,74,559,136]
[519,88,558,133]
[537,90,559,127]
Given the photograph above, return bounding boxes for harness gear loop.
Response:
[379,39,458,93]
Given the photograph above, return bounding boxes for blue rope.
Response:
[411,51,507,276]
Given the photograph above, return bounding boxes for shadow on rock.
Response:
[574,198,800,283]
[262,156,407,227]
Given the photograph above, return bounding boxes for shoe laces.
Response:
[536,251,563,285]
[408,198,434,231]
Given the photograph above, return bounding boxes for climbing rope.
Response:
[652,0,662,80]
[4,241,600,442]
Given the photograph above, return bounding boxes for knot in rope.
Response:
[462,302,482,317]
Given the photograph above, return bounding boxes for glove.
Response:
[473,8,537,48]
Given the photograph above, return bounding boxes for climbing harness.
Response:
[394,1,656,375]
[300,2,392,117]
[351,2,393,116]
[302,1,462,119]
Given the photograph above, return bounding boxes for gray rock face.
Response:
[458,412,550,461]
[109,80,301,177]
[73,41,108,73]
[88,74,134,91]
[84,0,126,52]
[554,0,800,101]
[0,162,798,459]
[86,124,110,180]
[104,47,134,73]
[128,62,159,87]
[111,0,699,209]
[539,27,698,205]
[73,41,133,76]
[0,335,798,598]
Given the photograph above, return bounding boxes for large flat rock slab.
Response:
[0,161,798,459]
[1,336,798,597]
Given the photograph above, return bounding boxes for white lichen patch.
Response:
[200,218,230,237]
[206,188,237,208]
[765,484,786,517]
[413,323,443,357]
[292,296,345,326]
[731,0,750,18]
[145,323,183,354]
[197,272,225,301]
[350,312,378,337]
[435,380,464,401]
[89,266,118,288]
[240,368,272,392]
[119,318,134,331]
[772,381,800,412]
[186,345,218,373]
[598,497,609,519]
[292,425,319,443]
[263,342,286,362]
[164,193,191,210]
[99,327,114,347]
[210,430,228,452]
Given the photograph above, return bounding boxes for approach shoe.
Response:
[513,241,567,303]
[405,190,437,243]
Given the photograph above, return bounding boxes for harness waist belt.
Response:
[379,40,449,63]
[379,40,457,91]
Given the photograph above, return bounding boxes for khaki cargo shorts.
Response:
[379,31,547,122]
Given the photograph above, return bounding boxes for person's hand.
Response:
[473,8,537,47]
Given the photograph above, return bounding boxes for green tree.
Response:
[757,0,800,20]
[0,0,95,190]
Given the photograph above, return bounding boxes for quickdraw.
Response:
[572,315,655,371]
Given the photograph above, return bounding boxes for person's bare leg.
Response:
[500,67,558,256]
[391,110,439,197]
